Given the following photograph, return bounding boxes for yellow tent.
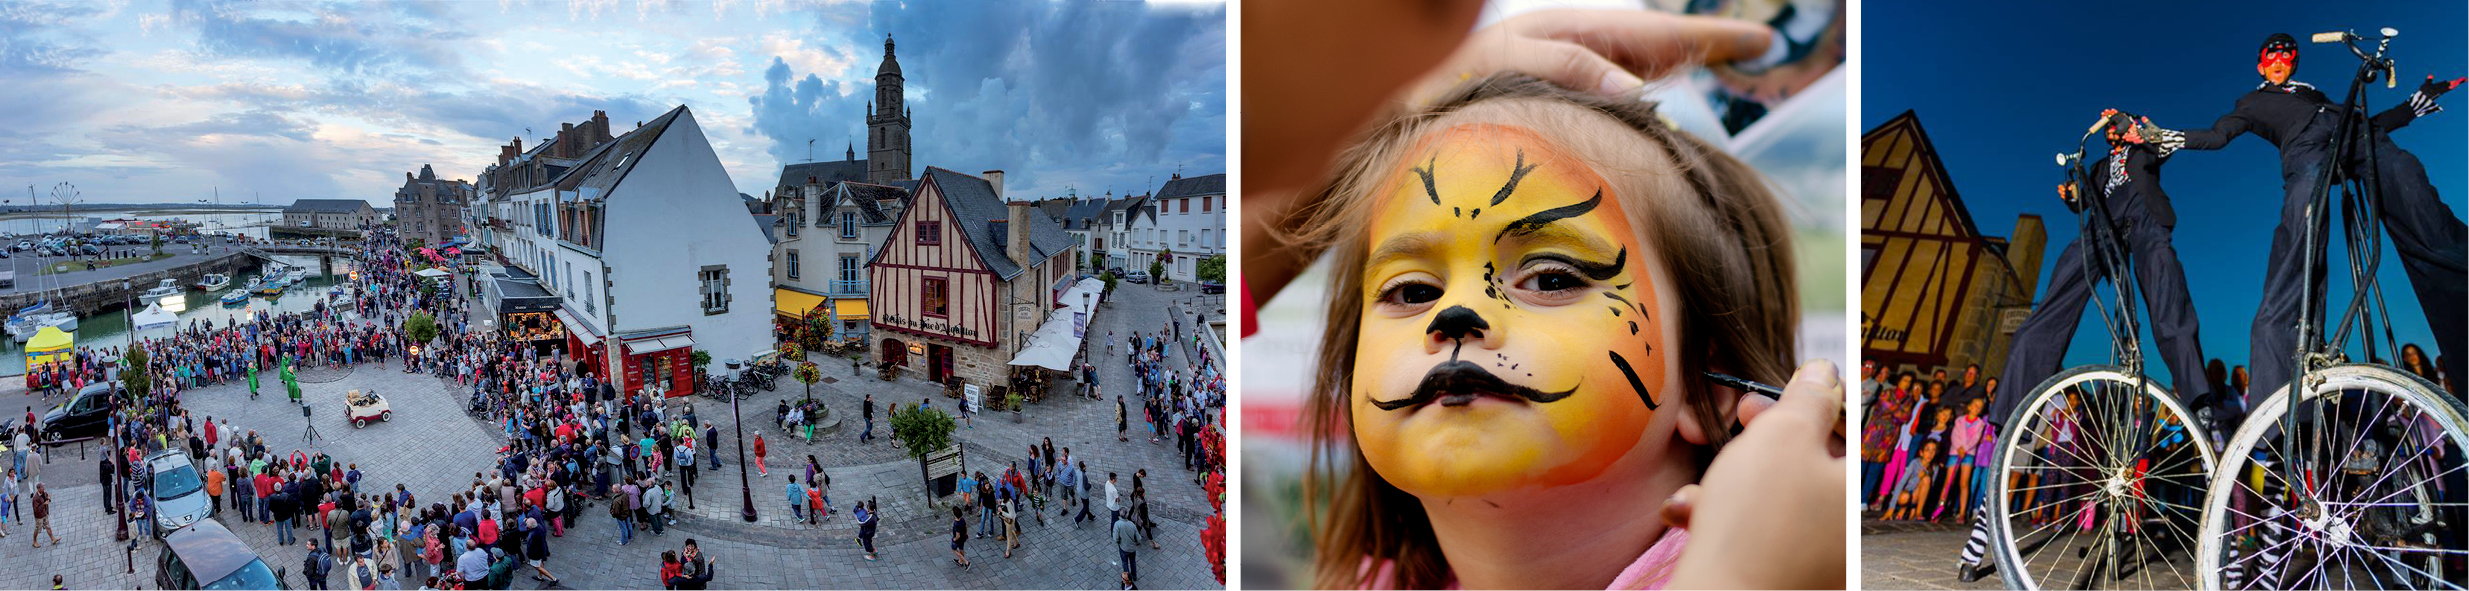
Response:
[24,326,74,367]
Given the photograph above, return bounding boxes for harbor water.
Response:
[1,254,361,375]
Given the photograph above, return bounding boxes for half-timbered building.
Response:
[867,167,1078,386]
[1860,111,2049,379]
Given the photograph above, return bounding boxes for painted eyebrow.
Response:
[1495,189,1602,243]
[1501,221,1622,267]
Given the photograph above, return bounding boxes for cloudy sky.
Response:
[0,0,1226,207]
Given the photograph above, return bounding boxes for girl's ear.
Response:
[1675,357,1743,447]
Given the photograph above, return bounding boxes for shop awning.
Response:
[623,334,696,355]
[557,309,602,347]
[414,268,452,280]
[1007,278,1104,370]
[833,298,870,319]
[775,288,828,317]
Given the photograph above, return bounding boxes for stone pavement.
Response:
[1861,515,2000,591]
[0,280,1222,590]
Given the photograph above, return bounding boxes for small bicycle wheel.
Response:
[1989,366,2218,590]
[2197,364,2469,590]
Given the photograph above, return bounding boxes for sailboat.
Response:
[8,251,78,343]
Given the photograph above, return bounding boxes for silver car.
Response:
[146,450,214,538]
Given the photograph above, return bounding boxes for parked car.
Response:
[1200,280,1224,294]
[155,519,288,590]
[1124,271,1151,284]
[146,449,214,537]
[40,382,115,444]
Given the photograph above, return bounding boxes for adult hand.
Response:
[1403,9,1773,108]
[1662,359,1848,590]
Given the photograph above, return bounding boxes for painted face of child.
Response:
[1351,123,1667,499]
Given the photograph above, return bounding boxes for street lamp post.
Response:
[735,392,757,522]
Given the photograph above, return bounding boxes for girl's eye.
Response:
[1378,282,1443,306]
[1510,262,1592,304]
[1529,271,1585,292]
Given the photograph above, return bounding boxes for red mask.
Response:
[2259,49,2296,70]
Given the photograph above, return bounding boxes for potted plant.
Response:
[1004,390,1024,423]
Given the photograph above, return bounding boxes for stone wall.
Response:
[0,252,261,315]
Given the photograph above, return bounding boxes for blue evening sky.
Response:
[0,0,1225,206]
[1865,0,2467,382]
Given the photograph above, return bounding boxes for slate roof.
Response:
[1155,173,1226,199]
[555,105,688,201]
[752,214,779,244]
[1058,198,1112,230]
[917,167,1073,280]
[834,182,913,224]
[776,160,869,197]
[285,199,372,214]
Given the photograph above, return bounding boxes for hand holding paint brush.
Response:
[1663,359,1849,589]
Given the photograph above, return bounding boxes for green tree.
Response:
[1099,270,1118,294]
[890,403,957,463]
[149,233,164,257]
[122,341,152,402]
[1197,255,1226,283]
[402,311,439,347]
[690,350,713,374]
[1149,254,1167,285]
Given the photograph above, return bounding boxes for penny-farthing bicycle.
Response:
[1984,112,2219,590]
[2192,28,2469,590]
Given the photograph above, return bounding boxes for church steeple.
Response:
[846,142,855,162]
[865,33,912,184]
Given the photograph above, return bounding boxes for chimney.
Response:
[982,170,1004,200]
[1005,199,1034,265]
[512,136,522,155]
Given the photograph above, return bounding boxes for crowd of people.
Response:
[1859,345,2454,524]
[5,223,1233,589]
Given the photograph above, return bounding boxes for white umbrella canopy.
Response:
[133,302,178,331]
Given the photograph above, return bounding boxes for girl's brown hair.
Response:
[1285,73,1800,589]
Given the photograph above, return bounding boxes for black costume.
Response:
[2155,76,2466,404]
[1987,140,2209,430]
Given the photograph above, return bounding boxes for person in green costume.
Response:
[247,361,261,399]
[283,360,302,404]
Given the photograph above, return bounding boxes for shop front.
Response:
[616,327,696,398]
[558,308,606,379]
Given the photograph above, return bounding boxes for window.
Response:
[839,255,860,283]
[699,267,730,314]
[584,272,595,313]
[916,221,941,245]
[785,211,798,237]
[922,277,949,318]
[1201,196,1211,212]
[786,251,801,280]
[1178,230,1189,248]
[1201,229,1212,250]
[841,211,858,238]
[1179,198,1189,213]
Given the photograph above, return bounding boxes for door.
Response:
[929,344,954,384]
[880,338,907,367]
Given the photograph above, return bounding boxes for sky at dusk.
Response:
[1866,0,2467,383]
[0,0,1226,206]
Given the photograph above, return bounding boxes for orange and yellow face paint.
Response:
[1351,123,1668,499]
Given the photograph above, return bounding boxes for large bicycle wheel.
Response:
[1989,366,2218,590]
[2197,364,2469,590]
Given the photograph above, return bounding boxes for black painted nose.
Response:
[1427,305,1489,340]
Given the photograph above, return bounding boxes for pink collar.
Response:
[1362,527,1691,590]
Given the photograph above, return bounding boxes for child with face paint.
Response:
[1284,73,1834,590]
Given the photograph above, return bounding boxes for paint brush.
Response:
[1702,371,1783,399]
[1708,370,1850,448]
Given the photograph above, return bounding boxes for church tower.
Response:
[866,34,913,184]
